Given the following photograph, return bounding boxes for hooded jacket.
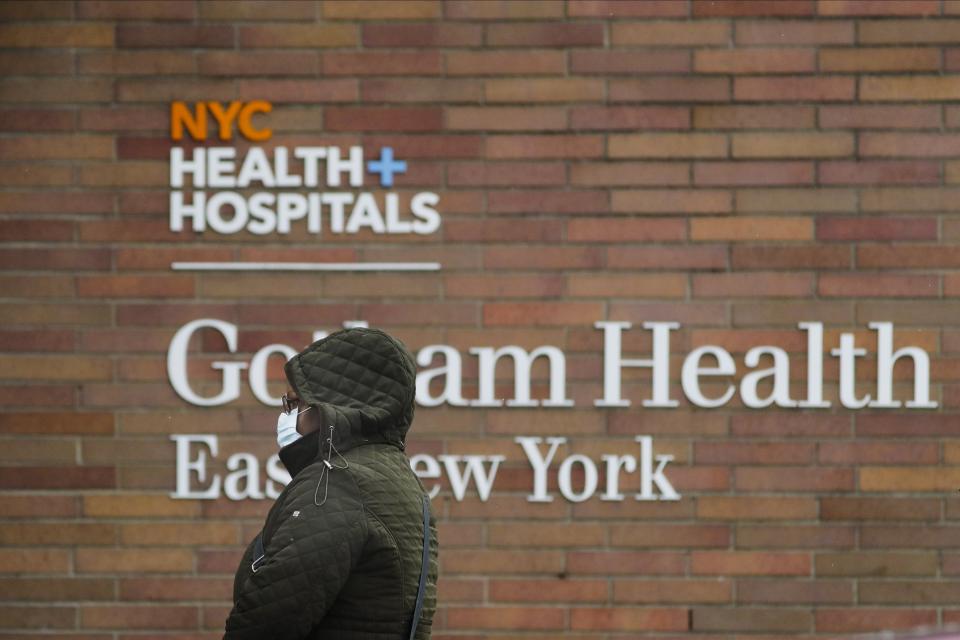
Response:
[224,327,438,640]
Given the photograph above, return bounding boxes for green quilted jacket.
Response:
[224,328,438,640]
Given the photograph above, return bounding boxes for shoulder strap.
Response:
[408,494,430,640]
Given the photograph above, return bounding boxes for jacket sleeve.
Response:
[223,470,367,640]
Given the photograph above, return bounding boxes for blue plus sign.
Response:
[367,147,407,188]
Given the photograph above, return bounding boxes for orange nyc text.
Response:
[170,100,272,142]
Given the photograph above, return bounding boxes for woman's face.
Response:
[285,387,322,436]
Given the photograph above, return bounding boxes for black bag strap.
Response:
[251,531,266,573]
[409,493,430,640]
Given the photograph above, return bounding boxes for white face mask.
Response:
[276,406,305,449]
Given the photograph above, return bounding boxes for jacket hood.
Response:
[279,327,417,475]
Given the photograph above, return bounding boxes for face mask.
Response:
[276,407,303,449]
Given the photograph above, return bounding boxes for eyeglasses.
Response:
[281,393,314,415]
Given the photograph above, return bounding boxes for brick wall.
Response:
[3,0,960,636]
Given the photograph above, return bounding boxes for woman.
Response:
[223,327,438,640]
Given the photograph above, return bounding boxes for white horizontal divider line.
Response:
[171,261,442,272]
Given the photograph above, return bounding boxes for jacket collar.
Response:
[277,407,405,480]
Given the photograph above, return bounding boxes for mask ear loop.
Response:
[314,424,349,506]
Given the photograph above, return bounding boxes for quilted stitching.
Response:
[224,328,436,640]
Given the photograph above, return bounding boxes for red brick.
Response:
[198,0,315,20]
[488,190,608,214]
[569,0,687,15]
[567,551,686,575]
[695,48,816,73]
[860,19,960,44]
[485,78,604,103]
[572,50,690,74]
[489,579,605,603]
[571,162,689,187]
[817,442,940,465]
[483,246,601,269]
[732,245,849,269]
[77,0,194,19]
[694,0,814,16]
[0,466,114,490]
[820,160,940,185]
[324,51,442,76]
[447,606,564,630]
[608,245,726,270]
[236,79,357,103]
[484,302,603,326]
[0,52,73,75]
[614,578,731,604]
[486,135,603,159]
[816,608,937,633]
[818,0,940,15]
[610,77,729,102]
[698,496,817,520]
[486,23,603,47]
[323,0,439,19]
[198,51,317,76]
[695,105,815,129]
[567,218,687,242]
[822,497,941,521]
[447,107,567,131]
[737,76,855,102]
[0,0,73,19]
[363,23,482,47]
[736,19,854,45]
[738,524,856,548]
[570,607,688,631]
[735,467,854,491]
[823,47,940,72]
[81,605,199,630]
[819,273,939,298]
[447,50,564,76]
[116,24,232,48]
[0,109,72,133]
[448,162,565,187]
[819,105,940,129]
[862,133,960,157]
[325,107,441,131]
[363,135,482,158]
[695,161,813,186]
[0,23,113,47]
[612,21,730,46]
[570,106,690,130]
[693,607,811,632]
[692,551,810,575]
[817,216,938,241]
[737,579,854,604]
[77,275,195,299]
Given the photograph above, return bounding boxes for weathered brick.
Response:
[0,23,113,47]
[691,217,813,241]
[238,24,357,48]
[448,50,564,76]
[567,218,687,241]
[815,608,937,633]
[695,161,813,185]
[860,19,960,44]
[609,132,726,158]
[819,160,940,185]
[818,216,937,241]
[819,274,939,298]
[81,604,199,629]
[485,78,604,103]
[692,551,810,575]
[696,48,816,73]
[862,75,960,101]
[323,0,439,19]
[0,52,73,75]
[571,106,690,130]
[736,76,855,101]
[698,496,818,520]
[820,105,941,129]
[487,134,603,158]
[611,189,733,215]
[572,50,690,74]
[737,579,854,604]
[693,607,812,632]
[610,77,729,102]
[694,105,815,129]
[736,19,853,45]
[816,552,938,577]
[732,132,853,157]
[612,21,730,46]
[570,607,688,631]
[364,22,481,47]
[571,162,689,186]
[447,106,567,131]
[819,0,940,15]
[486,23,603,47]
[821,47,940,72]
[822,497,941,521]
[694,0,814,16]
